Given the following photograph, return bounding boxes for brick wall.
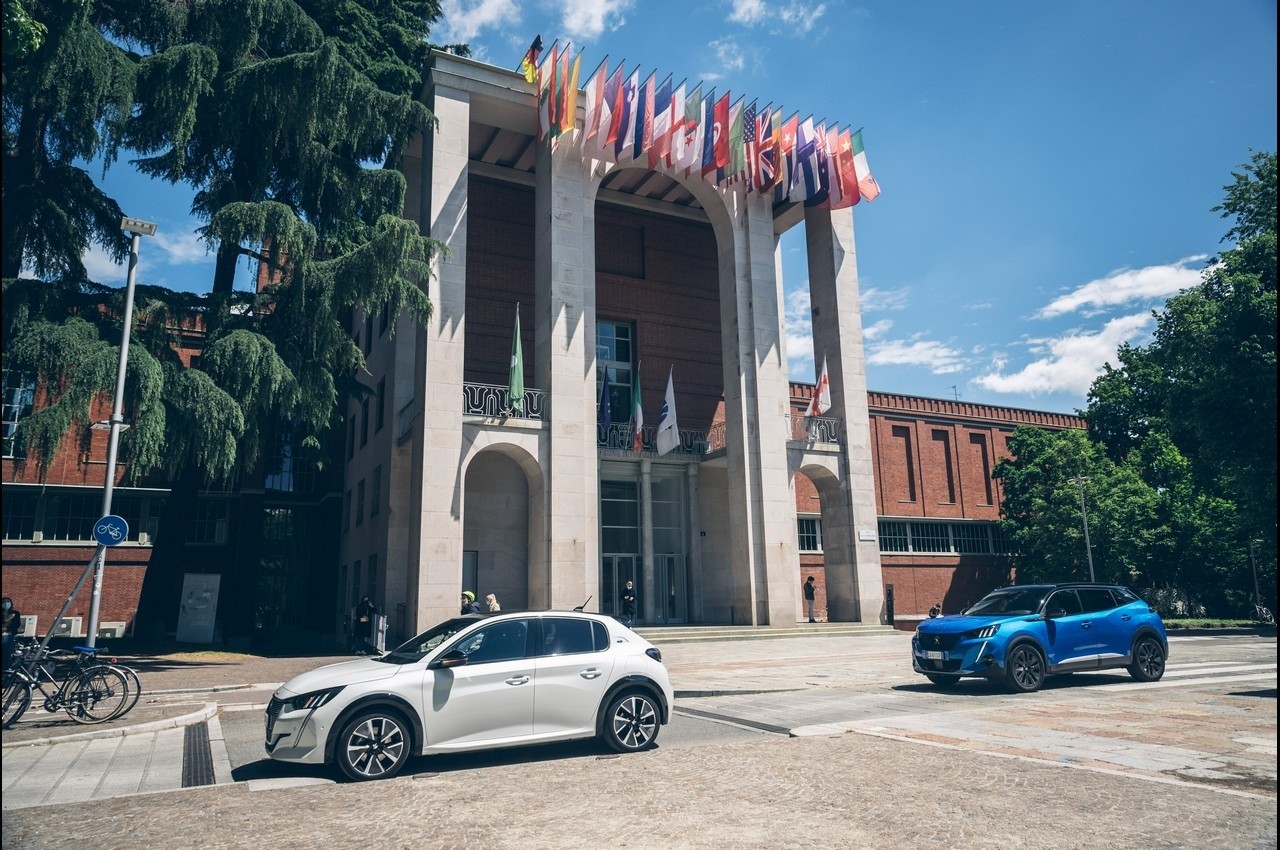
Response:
[2,547,150,637]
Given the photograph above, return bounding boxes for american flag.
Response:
[742,101,757,188]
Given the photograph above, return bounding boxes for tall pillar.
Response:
[718,190,800,625]
[532,142,599,610]
[804,205,884,623]
[685,463,703,623]
[640,459,655,623]
[410,81,471,630]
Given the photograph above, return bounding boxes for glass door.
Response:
[601,554,640,622]
[654,554,687,624]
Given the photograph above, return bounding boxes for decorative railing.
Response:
[462,383,548,421]
[597,423,710,456]
[704,421,727,453]
[787,413,843,445]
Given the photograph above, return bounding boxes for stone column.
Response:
[409,81,471,631]
[532,142,599,611]
[804,205,885,623]
[640,458,654,623]
[686,462,703,623]
[718,190,800,625]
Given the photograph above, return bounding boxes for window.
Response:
[1047,590,1083,617]
[367,553,378,602]
[41,492,99,541]
[596,322,634,432]
[370,466,381,517]
[456,619,530,664]
[951,523,989,554]
[364,314,374,354]
[376,379,386,433]
[188,500,229,546]
[360,398,369,447]
[539,617,598,656]
[356,479,365,526]
[1078,587,1119,613]
[909,522,950,553]
[2,371,36,459]
[3,489,38,540]
[878,520,909,553]
[379,302,390,335]
[797,517,823,552]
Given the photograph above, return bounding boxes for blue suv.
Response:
[912,583,1168,693]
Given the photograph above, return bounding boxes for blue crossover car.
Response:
[913,583,1168,692]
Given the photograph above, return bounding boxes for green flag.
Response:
[508,304,525,411]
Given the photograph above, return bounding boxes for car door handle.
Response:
[1120,614,1132,621]
[505,675,530,686]
[579,668,603,680]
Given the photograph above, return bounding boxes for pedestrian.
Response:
[461,591,482,615]
[928,602,941,618]
[2,596,21,671]
[620,580,637,628]
[803,576,817,623]
[485,593,501,612]
[354,595,377,654]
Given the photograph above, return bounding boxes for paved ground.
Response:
[3,631,1276,849]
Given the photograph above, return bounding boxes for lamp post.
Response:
[1070,475,1096,582]
[85,217,157,647]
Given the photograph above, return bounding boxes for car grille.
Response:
[924,658,965,672]
[265,697,283,739]
[918,632,962,651]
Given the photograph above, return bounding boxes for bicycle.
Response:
[2,642,133,729]
[1256,604,1275,625]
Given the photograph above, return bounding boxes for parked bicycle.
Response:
[1256,604,1275,626]
[2,641,137,729]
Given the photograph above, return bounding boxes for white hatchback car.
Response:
[265,610,674,780]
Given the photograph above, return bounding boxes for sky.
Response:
[84,0,1277,415]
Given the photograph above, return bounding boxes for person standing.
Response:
[2,597,22,671]
[461,591,482,614]
[354,595,377,654]
[485,593,501,612]
[620,580,637,628]
[803,576,817,623]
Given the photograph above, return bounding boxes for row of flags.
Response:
[597,361,682,456]
[520,36,881,208]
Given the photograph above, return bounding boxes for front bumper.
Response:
[264,697,333,765]
[912,636,1004,679]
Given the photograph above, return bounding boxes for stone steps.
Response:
[633,623,898,644]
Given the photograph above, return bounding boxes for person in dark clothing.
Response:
[803,576,817,623]
[461,591,482,615]
[2,597,22,671]
[354,596,377,654]
[620,581,637,628]
[928,603,941,618]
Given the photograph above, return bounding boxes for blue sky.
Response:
[84,0,1277,414]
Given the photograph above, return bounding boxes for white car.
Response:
[265,610,674,780]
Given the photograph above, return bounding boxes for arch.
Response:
[461,439,544,611]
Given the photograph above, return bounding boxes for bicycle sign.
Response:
[92,515,129,547]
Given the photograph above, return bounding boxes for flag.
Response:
[663,80,686,167]
[726,98,745,183]
[804,122,830,207]
[742,100,758,187]
[614,68,639,159]
[773,112,799,201]
[536,41,559,141]
[560,48,583,139]
[851,129,881,201]
[712,91,731,170]
[804,357,831,436]
[600,63,624,144]
[631,361,644,454]
[674,82,702,171]
[508,304,525,411]
[655,368,680,456]
[649,75,674,168]
[752,103,777,193]
[519,35,542,84]
[830,127,861,209]
[582,57,608,144]
[699,88,717,176]
[791,116,819,202]
[631,72,655,160]
[598,367,612,435]
[822,125,843,209]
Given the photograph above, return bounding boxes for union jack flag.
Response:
[753,105,777,193]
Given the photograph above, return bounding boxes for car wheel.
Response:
[1004,643,1046,693]
[602,690,660,753]
[1128,635,1166,682]
[924,674,961,688]
[336,710,410,781]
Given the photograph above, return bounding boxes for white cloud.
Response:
[1036,256,1207,319]
[151,227,212,265]
[709,38,746,72]
[778,2,827,34]
[867,336,969,374]
[437,0,520,45]
[82,243,127,284]
[862,319,892,340]
[784,287,814,375]
[974,312,1155,396]
[728,0,768,25]
[859,286,911,312]
[560,0,634,40]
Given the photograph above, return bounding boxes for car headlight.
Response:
[966,624,1000,640]
[283,686,344,712]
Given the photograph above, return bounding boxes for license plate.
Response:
[925,650,945,660]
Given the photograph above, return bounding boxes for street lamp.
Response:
[85,217,157,647]
[1070,475,1096,582]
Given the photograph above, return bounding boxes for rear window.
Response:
[540,617,599,656]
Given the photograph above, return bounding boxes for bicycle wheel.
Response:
[108,664,143,718]
[3,675,33,729]
[65,666,130,724]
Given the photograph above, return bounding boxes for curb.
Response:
[2,702,217,749]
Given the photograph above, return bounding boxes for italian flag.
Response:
[632,361,644,454]
[851,129,881,202]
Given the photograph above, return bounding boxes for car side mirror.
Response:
[1047,609,1067,620]
[429,649,468,669]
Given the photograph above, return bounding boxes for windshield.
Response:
[378,617,479,664]
[964,587,1049,617]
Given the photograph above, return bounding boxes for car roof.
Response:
[988,582,1129,592]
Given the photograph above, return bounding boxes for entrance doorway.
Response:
[601,554,640,621]
[654,554,687,624]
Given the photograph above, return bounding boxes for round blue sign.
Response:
[93,514,129,547]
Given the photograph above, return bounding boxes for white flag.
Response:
[805,357,831,419]
[655,367,680,456]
